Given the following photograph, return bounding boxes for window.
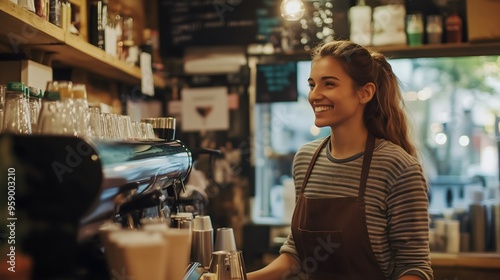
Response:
[252,56,500,224]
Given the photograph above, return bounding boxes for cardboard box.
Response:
[0,60,53,90]
[466,0,500,42]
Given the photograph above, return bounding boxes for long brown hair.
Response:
[311,40,417,157]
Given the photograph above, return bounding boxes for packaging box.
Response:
[0,60,53,90]
[466,0,500,42]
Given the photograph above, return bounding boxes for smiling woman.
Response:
[250,37,500,278]
[248,40,433,280]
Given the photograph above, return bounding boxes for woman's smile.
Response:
[314,105,333,113]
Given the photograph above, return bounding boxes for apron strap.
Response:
[300,137,330,194]
[300,133,376,198]
[358,133,375,198]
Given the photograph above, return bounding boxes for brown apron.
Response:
[290,134,386,279]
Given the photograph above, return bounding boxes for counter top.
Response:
[431,252,500,269]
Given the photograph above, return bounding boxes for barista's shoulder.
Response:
[297,137,328,156]
[375,139,419,165]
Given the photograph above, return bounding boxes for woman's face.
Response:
[308,56,364,129]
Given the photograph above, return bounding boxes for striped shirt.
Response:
[280,137,433,280]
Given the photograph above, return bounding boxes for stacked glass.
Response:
[2,80,158,141]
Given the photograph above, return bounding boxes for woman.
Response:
[247,41,433,280]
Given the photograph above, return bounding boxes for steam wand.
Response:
[165,148,222,215]
[166,179,186,214]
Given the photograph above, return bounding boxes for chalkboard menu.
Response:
[158,0,276,57]
[256,62,298,103]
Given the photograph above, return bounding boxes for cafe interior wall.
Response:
[150,0,493,251]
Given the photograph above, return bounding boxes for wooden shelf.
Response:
[370,41,500,59]
[0,0,65,44]
[0,0,166,88]
[250,41,500,62]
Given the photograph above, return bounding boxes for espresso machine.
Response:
[0,126,207,279]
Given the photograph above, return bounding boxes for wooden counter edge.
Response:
[431,252,500,269]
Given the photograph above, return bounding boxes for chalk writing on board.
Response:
[256,62,298,103]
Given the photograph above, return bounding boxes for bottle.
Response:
[469,190,487,252]
[140,28,153,57]
[35,0,49,20]
[19,0,36,13]
[122,14,136,65]
[445,9,462,43]
[89,0,108,49]
[2,82,31,134]
[349,0,372,46]
[49,0,61,27]
[426,15,443,44]
[406,13,424,46]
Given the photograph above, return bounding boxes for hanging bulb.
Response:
[280,0,305,21]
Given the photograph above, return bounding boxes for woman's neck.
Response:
[329,126,368,159]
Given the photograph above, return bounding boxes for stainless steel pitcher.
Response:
[208,250,247,280]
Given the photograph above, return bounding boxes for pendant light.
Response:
[280,0,305,21]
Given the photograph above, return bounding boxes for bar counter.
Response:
[431,252,500,280]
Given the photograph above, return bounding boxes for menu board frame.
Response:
[158,0,263,57]
[256,61,298,103]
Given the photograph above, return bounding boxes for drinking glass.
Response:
[131,121,141,140]
[103,113,120,140]
[115,115,125,139]
[119,115,133,140]
[28,86,42,133]
[143,122,156,140]
[56,81,77,136]
[45,81,76,136]
[38,89,64,135]
[0,85,6,132]
[100,112,109,139]
[88,107,102,139]
[72,83,90,137]
[3,82,31,134]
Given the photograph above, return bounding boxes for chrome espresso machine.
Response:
[0,120,213,279]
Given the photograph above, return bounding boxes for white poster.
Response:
[181,87,229,131]
[140,52,154,96]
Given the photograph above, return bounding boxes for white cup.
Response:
[434,219,446,251]
[98,223,124,277]
[162,228,192,280]
[214,227,237,252]
[446,220,460,253]
[193,215,213,231]
[108,230,168,280]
